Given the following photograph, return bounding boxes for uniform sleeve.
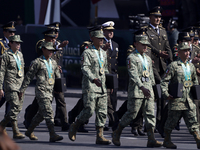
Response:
[191,63,199,85]
[127,56,143,88]
[20,59,40,93]
[0,54,8,89]
[104,51,109,74]
[81,51,96,82]
[160,64,174,99]
[54,63,61,78]
[164,35,173,63]
[149,58,155,86]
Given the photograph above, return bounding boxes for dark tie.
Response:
[155,28,158,33]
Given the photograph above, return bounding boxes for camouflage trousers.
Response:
[31,98,54,126]
[164,108,199,133]
[77,92,107,127]
[5,91,24,121]
[120,97,155,130]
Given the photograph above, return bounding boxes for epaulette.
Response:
[0,38,2,41]
[147,46,151,50]
[159,25,165,29]
[0,41,8,55]
[193,44,200,50]
[57,39,61,43]
[141,26,148,29]
[80,41,92,55]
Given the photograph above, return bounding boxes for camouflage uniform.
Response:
[0,49,24,121]
[77,45,109,127]
[120,50,156,129]
[161,60,199,132]
[20,55,60,126]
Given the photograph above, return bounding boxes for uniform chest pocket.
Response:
[9,60,17,69]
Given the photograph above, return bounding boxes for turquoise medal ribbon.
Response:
[93,45,104,74]
[10,49,21,71]
[43,56,54,85]
[10,49,23,77]
[135,49,148,71]
[180,60,191,81]
[135,49,149,77]
[180,60,193,87]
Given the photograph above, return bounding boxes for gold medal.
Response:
[48,78,55,85]
[18,70,23,77]
[100,68,104,74]
[143,70,149,77]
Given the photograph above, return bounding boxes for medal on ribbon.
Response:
[43,56,54,85]
[10,49,23,77]
[93,46,104,75]
[181,60,193,88]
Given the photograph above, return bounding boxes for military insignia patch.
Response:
[174,52,178,57]
[164,68,170,77]
[85,46,88,50]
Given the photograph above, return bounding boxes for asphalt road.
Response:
[0,86,199,150]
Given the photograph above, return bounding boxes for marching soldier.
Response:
[24,26,70,131]
[19,41,63,142]
[143,6,173,129]
[112,33,162,147]
[68,26,111,145]
[0,35,25,139]
[161,42,200,149]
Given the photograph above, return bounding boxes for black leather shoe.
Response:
[137,129,145,136]
[61,123,70,131]
[78,125,88,133]
[131,128,138,136]
[54,120,61,127]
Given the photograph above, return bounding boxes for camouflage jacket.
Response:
[0,49,24,92]
[81,45,108,93]
[20,56,60,99]
[127,50,155,98]
[161,60,198,110]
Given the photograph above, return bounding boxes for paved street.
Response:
[0,86,198,150]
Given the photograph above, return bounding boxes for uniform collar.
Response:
[150,24,158,30]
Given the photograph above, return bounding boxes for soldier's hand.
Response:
[140,86,151,99]
[18,92,23,100]
[192,57,200,64]
[167,95,174,100]
[102,42,110,51]
[58,65,62,73]
[159,51,169,59]
[93,79,102,87]
[59,40,69,48]
[0,90,4,100]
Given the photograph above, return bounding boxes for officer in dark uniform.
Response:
[0,21,16,127]
[24,26,70,131]
[143,6,173,129]
[101,21,118,129]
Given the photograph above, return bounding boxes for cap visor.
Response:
[139,41,150,45]
[104,27,115,30]
[8,28,16,32]
[96,35,105,39]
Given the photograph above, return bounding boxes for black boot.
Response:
[137,128,145,136]
[131,128,138,136]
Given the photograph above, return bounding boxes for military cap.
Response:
[1,21,16,32]
[9,35,23,42]
[178,32,191,42]
[194,31,199,40]
[149,6,163,17]
[42,29,56,38]
[102,21,115,30]
[90,27,105,38]
[41,41,55,51]
[182,27,194,37]
[135,34,150,45]
[177,42,190,50]
[45,22,60,32]
[134,28,146,35]
[87,25,102,33]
